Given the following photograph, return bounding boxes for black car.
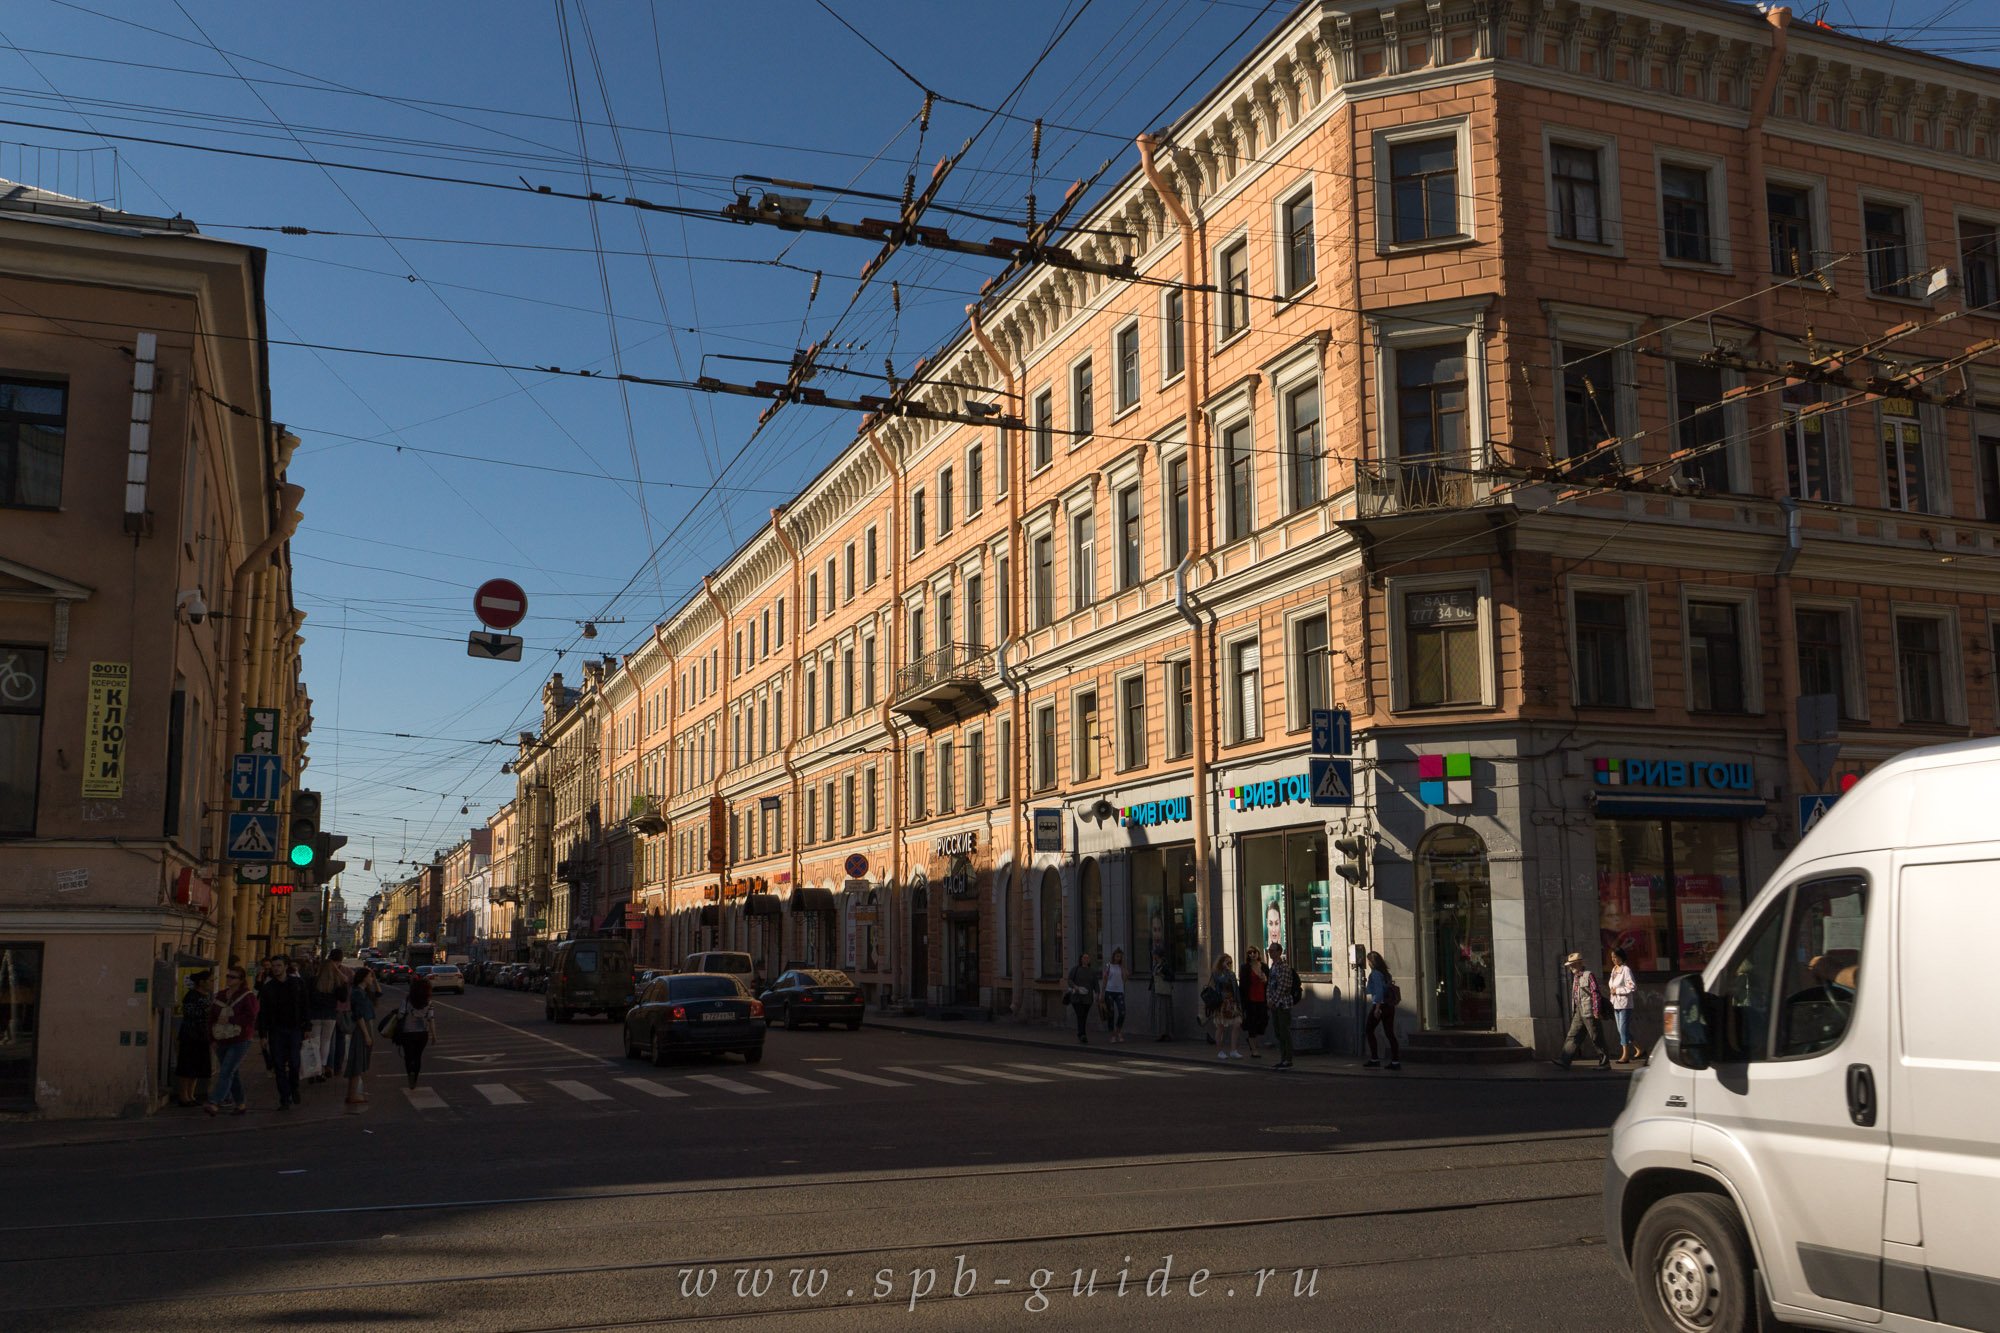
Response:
[760,969,865,1030]
[623,974,764,1065]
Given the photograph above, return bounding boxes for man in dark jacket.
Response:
[258,957,312,1109]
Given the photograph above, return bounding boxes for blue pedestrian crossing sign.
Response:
[1797,793,1838,835]
[1311,708,1352,757]
[226,812,281,862]
[1308,757,1353,807]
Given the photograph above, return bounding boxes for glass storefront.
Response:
[0,941,41,1108]
[1130,843,1200,980]
[1596,817,1745,977]
[1238,828,1331,975]
[1079,859,1104,962]
[1418,825,1495,1031]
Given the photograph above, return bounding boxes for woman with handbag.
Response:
[389,975,440,1089]
[1101,948,1128,1043]
[1606,947,1640,1064]
[1064,953,1101,1044]
[1240,946,1269,1058]
[203,966,260,1116]
[1363,950,1402,1070]
[1210,954,1243,1059]
[344,964,380,1110]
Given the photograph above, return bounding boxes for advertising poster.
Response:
[1260,885,1286,956]
[1308,880,1333,973]
[82,661,130,800]
[1676,874,1726,969]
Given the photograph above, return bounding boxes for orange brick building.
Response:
[503,0,2000,1057]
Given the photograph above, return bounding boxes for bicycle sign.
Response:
[0,648,44,708]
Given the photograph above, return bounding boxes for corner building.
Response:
[540,0,2000,1057]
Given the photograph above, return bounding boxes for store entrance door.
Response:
[909,886,929,1004]
[1417,825,1495,1031]
[949,918,980,1005]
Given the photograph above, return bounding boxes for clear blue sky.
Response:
[1,0,1985,913]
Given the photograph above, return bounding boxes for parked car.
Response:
[760,968,865,1030]
[1606,735,2000,1333]
[546,938,634,1023]
[499,964,527,989]
[680,950,755,994]
[419,964,465,995]
[622,974,763,1065]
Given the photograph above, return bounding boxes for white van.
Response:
[1605,737,2000,1333]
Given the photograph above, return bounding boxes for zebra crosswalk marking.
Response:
[685,1073,768,1096]
[946,1064,1047,1083]
[405,1087,447,1110]
[551,1079,611,1102]
[615,1077,688,1099]
[879,1065,977,1085]
[476,1084,524,1105]
[757,1071,840,1091]
[1030,1063,1119,1080]
[822,1068,909,1087]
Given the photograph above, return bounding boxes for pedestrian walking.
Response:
[203,966,258,1116]
[1363,950,1402,1070]
[1209,954,1243,1059]
[257,956,312,1110]
[1554,951,1612,1070]
[390,975,440,1089]
[309,953,348,1083]
[343,964,380,1111]
[1149,936,1175,1041]
[174,970,214,1106]
[1265,944,1298,1069]
[1101,948,1128,1042]
[1607,947,1640,1063]
[1240,946,1269,1058]
[1065,952,1102,1044]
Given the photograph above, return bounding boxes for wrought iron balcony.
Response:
[892,641,998,729]
[1353,457,1492,518]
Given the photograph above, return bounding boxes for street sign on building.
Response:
[844,852,869,879]
[1798,793,1839,834]
[1032,808,1063,852]
[229,752,288,802]
[1308,756,1354,807]
[1310,707,1351,757]
[467,631,524,662]
[242,707,280,754]
[473,578,528,631]
[225,812,280,862]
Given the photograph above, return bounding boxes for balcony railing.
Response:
[1354,457,1492,517]
[892,641,997,728]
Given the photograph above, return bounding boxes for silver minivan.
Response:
[1605,737,2000,1332]
[681,950,755,993]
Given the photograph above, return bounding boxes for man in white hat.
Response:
[1554,951,1612,1070]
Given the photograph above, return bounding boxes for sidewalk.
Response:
[867,1012,1638,1083]
[0,1094,363,1152]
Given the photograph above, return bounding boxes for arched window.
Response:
[1039,867,1063,978]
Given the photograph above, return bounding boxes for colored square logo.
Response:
[1445,752,1472,780]
[1417,754,1445,781]
[1446,779,1473,806]
[1595,758,1621,786]
[1419,779,1445,805]
[1417,753,1474,807]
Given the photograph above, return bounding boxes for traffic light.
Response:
[288,790,322,869]
[1334,832,1370,887]
[315,832,349,883]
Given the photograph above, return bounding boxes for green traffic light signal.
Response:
[290,841,315,867]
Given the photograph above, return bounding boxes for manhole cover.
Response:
[1261,1124,1340,1135]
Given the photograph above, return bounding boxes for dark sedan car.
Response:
[378,961,411,984]
[623,974,764,1065]
[760,969,865,1030]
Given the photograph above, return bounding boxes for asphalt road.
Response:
[0,983,1640,1332]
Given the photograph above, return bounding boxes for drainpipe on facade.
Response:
[865,426,908,1004]
[215,479,303,969]
[1138,133,1221,974]
[702,576,732,950]
[770,508,807,931]
[966,306,1026,1015]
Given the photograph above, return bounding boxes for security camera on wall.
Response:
[176,589,208,625]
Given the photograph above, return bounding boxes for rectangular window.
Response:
[1573,590,1636,708]
[1596,818,1746,976]
[938,467,954,537]
[805,788,818,847]
[996,555,1011,639]
[734,631,743,676]
[0,379,66,509]
[1895,615,1947,724]
[1031,533,1054,629]
[1796,607,1857,722]
[1964,219,2000,311]
[1237,829,1328,979]
[1229,638,1262,743]
[1782,382,1836,502]
[1073,690,1100,781]
[1286,383,1322,511]
[843,544,856,602]
[1167,456,1189,565]
[823,559,836,615]
[1551,142,1603,243]
[0,942,43,1106]
[1168,658,1192,760]
[1071,359,1095,440]
[1981,426,2000,523]
[842,645,856,717]
[843,774,857,837]
[777,597,785,646]
[1404,588,1481,708]
[823,781,834,843]
[909,747,927,820]
[1660,163,1713,262]
[0,644,47,833]
[1293,613,1330,721]
[865,527,879,587]
[912,488,927,554]
[862,633,877,706]
[1390,136,1460,243]
[806,573,820,627]
[937,740,956,814]
[1881,401,1929,513]
[803,668,817,736]
[1768,183,1814,276]
[1032,389,1054,470]
[996,717,1012,802]
[1219,240,1250,338]
[1672,360,1732,491]
[966,445,983,515]
[965,574,983,648]
[1118,674,1147,770]
[1865,201,1913,295]
[1163,290,1185,380]
[936,589,954,648]
[1034,703,1057,790]
[1071,510,1095,611]
[1688,599,1748,714]
[1116,323,1140,411]
[864,765,878,831]
[1116,483,1142,589]
[1283,189,1316,293]
[1222,419,1253,542]
[966,729,985,807]
[1560,344,1620,474]
[1395,344,1469,463]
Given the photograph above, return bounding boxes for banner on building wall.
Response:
[82,661,130,800]
[1260,885,1286,956]
[1308,880,1333,973]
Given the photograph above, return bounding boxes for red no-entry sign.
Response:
[473,578,528,631]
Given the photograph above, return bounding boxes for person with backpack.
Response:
[1554,951,1612,1070]
[1265,943,1299,1070]
[1363,950,1401,1070]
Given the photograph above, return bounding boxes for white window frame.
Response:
[1269,344,1325,515]
[1891,604,1964,727]
[1765,169,1831,281]
[1223,631,1264,745]
[936,737,957,814]
[1653,148,1731,270]
[1567,576,1652,709]
[1662,332,1750,492]
[1369,298,1491,467]
[1680,585,1763,716]
[1113,318,1143,417]
[1070,684,1101,782]
[1548,306,1642,471]
[1273,175,1317,299]
[910,484,928,555]
[1068,352,1097,447]
[936,463,955,537]
[1793,598,1867,723]
[1541,126,1622,255]
[1031,386,1055,472]
[1212,225,1253,346]
[1374,115,1474,255]
[1859,188,1929,303]
[843,541,856,602]
[1032,701,1058,791]
[965,725,986,808]
[964,440,985,517]
[1164,654,1193,761]
[1283,603,1335,732]
[1069,502,1096,613]
[1387,570,1496,713]
[1114,668,1148,772]
[1958,210,2000,315]
[1208,380,1257,544]
[1160,286,1187,386]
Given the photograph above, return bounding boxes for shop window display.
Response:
[1596,817,1744,976]
[1130,845,1200,981]
[1416,825,1494,1030]
[1238,830,1331,974]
